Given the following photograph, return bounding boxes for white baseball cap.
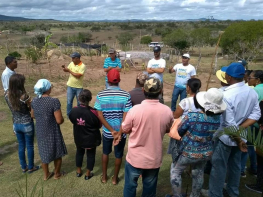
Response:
[196,88,227,114]
[182,54,190,59]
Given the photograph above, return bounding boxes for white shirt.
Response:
[217,82,261,146]
[1,67,16,92]
[173,63,196,88]
[147,58,166,82]
[179,97,200,118]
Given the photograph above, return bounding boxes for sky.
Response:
[0,0,263,21]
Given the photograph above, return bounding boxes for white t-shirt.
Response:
[173,63,196,88]
[147,58,166,82]
[179,97,200,118]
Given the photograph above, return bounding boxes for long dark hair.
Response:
[8,74,26,111]
[253,70,263,84]
[187,78,201,94]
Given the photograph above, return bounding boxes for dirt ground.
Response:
[0,54,221,101]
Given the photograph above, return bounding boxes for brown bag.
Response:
[168,118,182,140]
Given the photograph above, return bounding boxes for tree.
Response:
[117,32,134,45]
[190,28,211,70]
[220,21,263,62]
[163,29,190,55]
[140,36,152,44]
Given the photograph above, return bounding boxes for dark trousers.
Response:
[76,147,96,171]
[257,154,263,189]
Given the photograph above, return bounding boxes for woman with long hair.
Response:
[31,79,67,180]
[168,78,202,161]
[6,74,39,173]
[69,89,101,180]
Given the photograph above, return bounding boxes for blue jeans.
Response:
[209,139,242,197]
[14,122,35,170]
[241,126,258,173]
[171,86,187,112]
[123,161,160,197]
[67,86,83,116]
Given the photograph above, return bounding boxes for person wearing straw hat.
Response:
[216,66,229,91]
[209,63,261,197]
[166,88,226,197]
[103,48,122,88]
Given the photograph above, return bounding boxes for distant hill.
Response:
[0,14,55,21]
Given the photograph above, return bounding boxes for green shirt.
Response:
[254,84,263,102]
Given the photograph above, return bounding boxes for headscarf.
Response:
[34,79,51,98]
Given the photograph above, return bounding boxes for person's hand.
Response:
[260,124,263,131]
[111,131,121,146]
[238,141,248,152]
[113,135,121,146]
[169,67,173,73]
[63,67,69,72]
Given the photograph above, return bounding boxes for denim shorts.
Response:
[102,135,126,158]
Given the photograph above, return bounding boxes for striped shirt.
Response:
[103,57,122,82]
[94,86,132,138]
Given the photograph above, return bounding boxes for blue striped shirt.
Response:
[103,57,122,82]
[94,86,132,138]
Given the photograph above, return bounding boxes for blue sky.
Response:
[0,0,263,21]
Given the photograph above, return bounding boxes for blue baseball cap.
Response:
[225,63,245,78]
[221,66,228,72]
[238,59,247,66]
[70,52,81,58]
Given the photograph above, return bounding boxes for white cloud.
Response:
[0,0,262,20]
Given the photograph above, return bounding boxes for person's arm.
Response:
[115,58,122,72]
[104,67,112,72]
[63,68,83,78]
[174,106,184,119]
[150,68,165,73]
[54,109,64,125]
[191,75,196,78]
[177,115,190,136]
[169,65,177,74]
[147,67,155,74]
[97,110,118,137]
[122,111,133,134]
[190,67,197,78]
[31,109,34,119]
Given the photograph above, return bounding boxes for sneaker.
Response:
[223,188,231,197]
[201,189,209,197]
[241,172,246,178]
[245,184,262,194]
[247,168,257,177]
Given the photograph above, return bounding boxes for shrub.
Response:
[24,46,42,63]
[140,36,152,44]
[8,51,22,59]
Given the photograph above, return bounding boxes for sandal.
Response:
[84,172,94,180]
[22,168,28,173]
[111,175,120,185]
[100,175,107,184]
[28,166,40,174]
[44,172,54,181]
[76,172,82,177]
[54,171,66,180]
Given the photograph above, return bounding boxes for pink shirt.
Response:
[122,100,174,169]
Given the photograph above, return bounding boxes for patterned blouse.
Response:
[178,112,221,159]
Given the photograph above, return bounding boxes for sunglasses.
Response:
[182,57,188,59]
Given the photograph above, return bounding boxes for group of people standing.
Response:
[1,47,263,197]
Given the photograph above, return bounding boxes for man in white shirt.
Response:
[1,56,17,93]
[169,54,196,112]
[209,63,261,197]
[147,46,166,103]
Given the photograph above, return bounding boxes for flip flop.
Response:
[84,172,94,180]
[22,168,28,173]
[28,166,40,174]
[44,172,54,181]
[100,175,107,184]
[54,171,66,180]
[111,175,120,185]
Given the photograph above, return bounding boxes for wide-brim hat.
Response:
[196,88,227,114]
[216,70,227,84]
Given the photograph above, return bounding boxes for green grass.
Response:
[0,67,261,197]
